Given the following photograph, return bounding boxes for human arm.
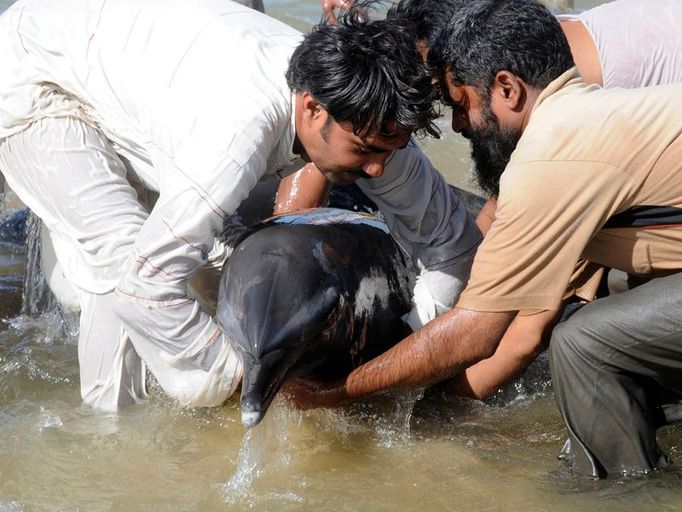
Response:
[112,112,283,407]
[348,308,514,398]
[559,20,603,86]
[113,179,245,407]
[461,193,584,399]
[455,184,612,399]
[319,0,353,24]
[415,193,554,399]
[446,309,560,399]
[286,308,514,407]
[274,162,331,214]
[356,142,482,330]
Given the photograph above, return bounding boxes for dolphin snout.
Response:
[240,392,264,428]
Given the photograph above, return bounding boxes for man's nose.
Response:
[362,153,388,178]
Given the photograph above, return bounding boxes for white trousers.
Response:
[0,117,240,410]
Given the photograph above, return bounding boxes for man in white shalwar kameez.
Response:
[0,0,481,411]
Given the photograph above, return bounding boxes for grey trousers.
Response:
[549,271,682,478]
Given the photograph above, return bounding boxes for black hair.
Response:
[286,1,439,139]
[386,0,468,46]
[429,0,574,100]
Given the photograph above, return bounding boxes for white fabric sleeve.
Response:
[356,142,482,330]
[112,138,273,406]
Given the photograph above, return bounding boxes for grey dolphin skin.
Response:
[216,208,414,428]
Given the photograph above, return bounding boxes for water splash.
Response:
[18,213,77,342]
[0,501,23,512]
[223,428,261,505]
[221,398,301,506]
[375,388,424,448]
[486,353,553,407]
[37,406,63,431]
[21,213,58,318]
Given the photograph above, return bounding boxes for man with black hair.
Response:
[304,0,682,478]
[276,0,469,213]
[0,0,480,411]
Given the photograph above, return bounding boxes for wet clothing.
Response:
[0,0,480,410]
[550,274,682,477]
[458,68,682,476]
[558,0,682,88]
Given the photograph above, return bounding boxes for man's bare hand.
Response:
[319,0,354,24]
[282,377,352,409]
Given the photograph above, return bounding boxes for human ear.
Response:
[301,91,323,122]
[492,71,525,112]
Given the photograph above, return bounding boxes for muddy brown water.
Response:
[1,1,682,510]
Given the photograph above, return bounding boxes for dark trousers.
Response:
[549,272,682,477]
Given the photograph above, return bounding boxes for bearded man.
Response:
[298,0,682,478]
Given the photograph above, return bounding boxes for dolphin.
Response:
[216,208,414,428]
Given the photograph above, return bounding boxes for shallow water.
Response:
[3,0,682,511]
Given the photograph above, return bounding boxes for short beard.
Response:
[464,103,521,197]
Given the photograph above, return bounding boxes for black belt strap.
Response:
[603,205,682,229]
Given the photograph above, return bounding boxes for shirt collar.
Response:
[269,92,305,179]
[529,67,585,118]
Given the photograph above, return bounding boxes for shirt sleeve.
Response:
[356,141,482,329]
[459,160,634,313]
[112,121,277,407]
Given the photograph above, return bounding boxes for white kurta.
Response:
[0,0,481,410]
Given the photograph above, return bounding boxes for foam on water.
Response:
[0,502,23,512]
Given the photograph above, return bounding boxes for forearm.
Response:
[274,163,331,214]
[113,193,244,405]
[345,308,514,398]
[448,309,560,399]
[358,144,482,275]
